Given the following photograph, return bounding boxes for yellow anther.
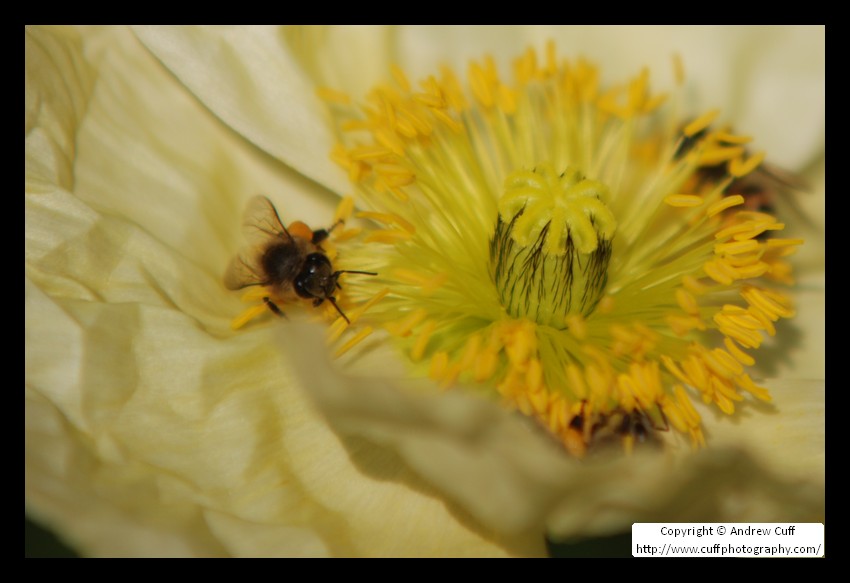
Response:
[698,145,745,165]
[316,86,351,105]
[675,288,701,316]
[682,275,709,295]
[413,92,445,109]
[469,62,494,108]
[526,358,544,393]
[387,308,428,337]
[714,238,760,256]
[458,333,482,370]
[230,304,270,330]
[326,315,349,344]
[565,363,588,400]
[723,337,755,366]
[725,251,765,268]
[333,196,355,224]
[373,163,415,186]
[356,210,416,233]
[430,108,464,133]
[714,131,752,145]
[742,287,795,319]
[564,314,587,339]
[729,151,766,177]
[334,326,374,358]
[410,320,437,362]
[736,374,772,402]
[703,259,735,285]
[683,109,720,137]
[474,349,498,382]
[391,64,411,92]
[374,127,406,156]
[707,195,746,218]
[429,351,449,382]
[349,145,393,160]
[664,194,703,207]
[597,296,615,314]
[672,53,685,86]
[734,262,769,279]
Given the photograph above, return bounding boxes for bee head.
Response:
[295,253,337,301]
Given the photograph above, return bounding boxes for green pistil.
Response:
[490,163,616,329]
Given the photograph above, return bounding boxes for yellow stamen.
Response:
[714,238,759,256]
[707,194,746,217]
[356,211,416,234]
[729,151,766,177]
[664,194,703,207]
[411,320,436,361]
[334,326,374,358]
[698,145,745,166]
[387,308,429,337]
[683,109,720,137]
[231,304,270,330]
[724,337,755,366]
[429,351,449,382]
[714,131,753,145]
[672,53,685,86]
[333,196,355,225]
[742,287,795,319]
[675,288,701,316]
[316,86,351,105]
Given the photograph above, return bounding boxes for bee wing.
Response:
[759,163,810,192]
[223,196,293,291]
[223,252,266,290]
[241,195,294,246]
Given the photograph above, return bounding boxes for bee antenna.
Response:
[333,270,378,277]
[327,296,351,324]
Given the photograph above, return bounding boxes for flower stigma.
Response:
[305,42,802,458]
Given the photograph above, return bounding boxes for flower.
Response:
[26,25,824,557]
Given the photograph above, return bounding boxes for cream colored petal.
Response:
[280,25,395,107]
[281,322,824,543]
[697,378,824,484]
[26,26,510,557]
[395,25,824,170]
[132,25,350,196]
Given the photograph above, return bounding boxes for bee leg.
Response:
[263,297,287,319]
[326,296,351,324]
[311,228,330,245]
[311,219,345,245]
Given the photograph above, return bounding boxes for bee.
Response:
[224,196,376,323]
[675,123,810,221]
[563,401,667,458]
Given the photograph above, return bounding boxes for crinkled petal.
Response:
[282,323,824,542]
[132,25,350,196]
[394,25,824,170]
[26,25,511,558]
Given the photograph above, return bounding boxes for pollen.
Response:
[321,43,803,458]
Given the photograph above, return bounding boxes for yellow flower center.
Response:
[276,42,803,458]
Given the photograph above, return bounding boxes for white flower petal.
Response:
[280,25,395,105]
[281,322,824,543]
[26,25,518,558]
[132,25,350,196]
[394,25,824,170]
[697,379,824,484]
